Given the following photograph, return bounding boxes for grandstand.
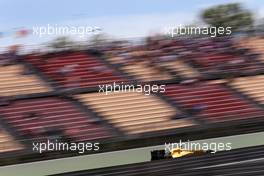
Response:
[0,36,264,169]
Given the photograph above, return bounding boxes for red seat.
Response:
[0,97,113,142]
[165,83,264,123]
[24,52,127,89]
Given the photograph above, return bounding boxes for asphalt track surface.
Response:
[54,151,264,175]
[0,132,264,176]
[53,145,264,176]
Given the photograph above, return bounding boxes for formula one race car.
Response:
[151,147,214,161]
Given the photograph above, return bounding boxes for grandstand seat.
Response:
[76,92,195,134]
[106,50,173,82]
[25,52,127,89]
[164,82,264,123]
[178,38,264,76]
[160,59,200,79]
[121,61,172,82]
[0,64,51,96]
[0,128,23,153]
[0,97,113,142]
[229,75,264,104]
[236,37,264,63]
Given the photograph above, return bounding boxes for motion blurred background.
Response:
[0,0,264,175]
